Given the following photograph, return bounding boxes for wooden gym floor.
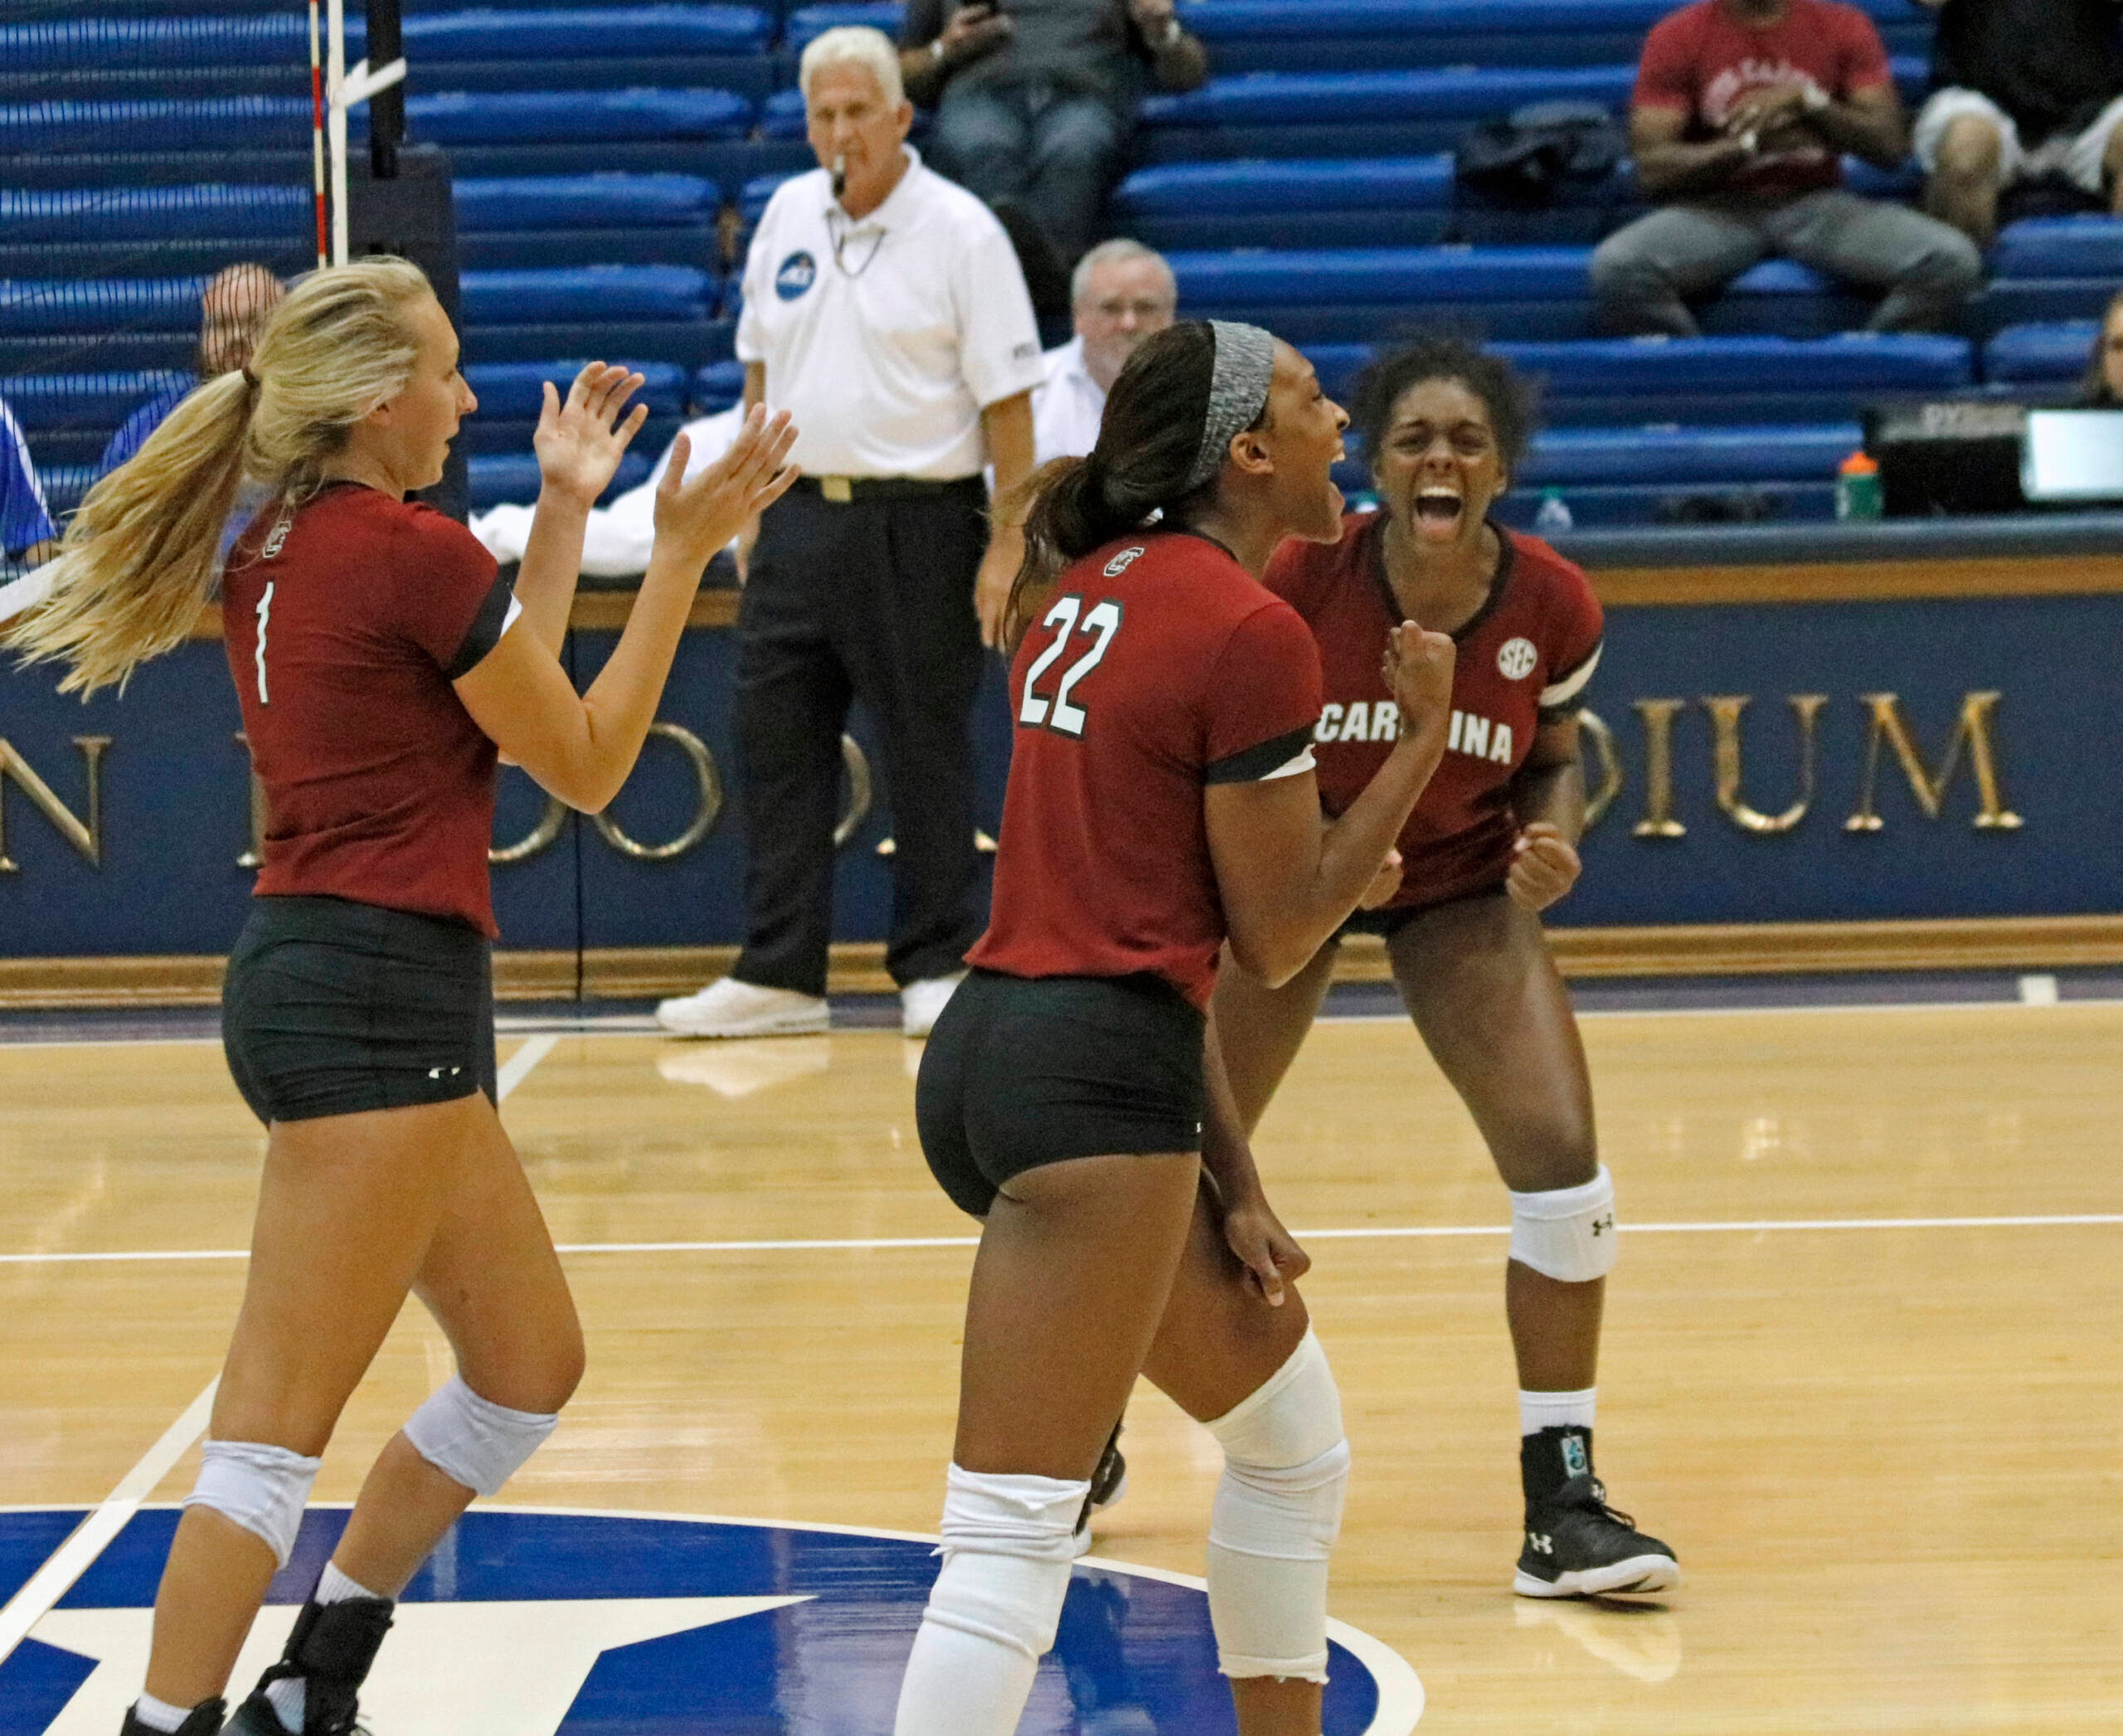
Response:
[2,988,2119,1731]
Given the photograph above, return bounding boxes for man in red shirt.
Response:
[1590,0,1981,335]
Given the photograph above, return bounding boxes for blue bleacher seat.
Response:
[0,184,306,244]
[1990,216,2123,280]
[463,318,738,370]
[0,277,204,336]
[1982,320,2098,385]
[455,174,720,231]
[1114,156,1455,250]
[459,265,717,324]
[1518,422,1861,487]
[464,360,690,419]
[782,3,904,54]
[760,88,809,141]
[693,358,748,409]
[391,7,774,60]
[741,172,801,224]
[0,98,313,157]
[4,370,190,430]
[410,89,753,144]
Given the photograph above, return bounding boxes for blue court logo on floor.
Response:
[0,1506,1421,1734]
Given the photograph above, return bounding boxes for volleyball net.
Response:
[0,0,406,564]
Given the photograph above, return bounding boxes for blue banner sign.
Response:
[2,591,2116,963]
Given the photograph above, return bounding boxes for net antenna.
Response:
[319,0,410,267]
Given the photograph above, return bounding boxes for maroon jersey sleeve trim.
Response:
[442,570,518,681]
[1205,722,1315,785]
[1538,639,1603,717]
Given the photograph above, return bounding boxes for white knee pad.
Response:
[892,1464,1088,1736]
[1508,1164,1617,1283]
[184,1439,321,1568]
[401,1373,558,1498]
[1204,1329,1350,1685]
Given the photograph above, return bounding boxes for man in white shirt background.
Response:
[656,27,1042,1042]
[1030,237,1177,462]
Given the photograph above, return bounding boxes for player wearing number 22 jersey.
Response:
[1266,509,1602,913]
[969,529,1324,1009]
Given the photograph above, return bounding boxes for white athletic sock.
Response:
[129,1694,197,1734]
[314,1561,381,1605]
[1519,1387,1596,1436]
[263,1563,387,1733]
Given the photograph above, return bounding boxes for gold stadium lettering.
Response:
[1845,693,2023,833]
[0,736,109,871]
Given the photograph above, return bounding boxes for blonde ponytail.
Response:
[6,255,435,696]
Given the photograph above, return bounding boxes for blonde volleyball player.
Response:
[7,258,795,1736]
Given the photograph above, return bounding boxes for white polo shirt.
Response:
[737,148,1044,482]
[1030,336,1110,464]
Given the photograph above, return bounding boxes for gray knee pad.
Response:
[401,1374,557,1498]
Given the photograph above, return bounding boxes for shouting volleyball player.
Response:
[7,258,797,1736]
[899,319,1455,1736]
[1212,336,1678,1599]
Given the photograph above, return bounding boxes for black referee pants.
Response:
[731,479,988,998]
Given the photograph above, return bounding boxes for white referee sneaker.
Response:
[658,24,1042,1041]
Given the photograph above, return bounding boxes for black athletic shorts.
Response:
[915,968,1207,1219]
[222,895,498,1126]
[1338,880,1508,942]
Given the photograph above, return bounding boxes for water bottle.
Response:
[1835,450,1882,521]
[1533,489,1574,534]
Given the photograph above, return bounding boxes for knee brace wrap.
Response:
[1508,1164,1617,1283]
[892,1465,1087,1736]
[401,1374,558,1499]
[1204,1329,1350,1684]
[184,1439,321,1568]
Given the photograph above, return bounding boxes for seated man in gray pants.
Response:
[1591,0,1982,336]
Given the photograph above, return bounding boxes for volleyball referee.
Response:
[7,258,795,1736]
[655,24,1046,1043]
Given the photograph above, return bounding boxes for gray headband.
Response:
[1183,319,1275,493]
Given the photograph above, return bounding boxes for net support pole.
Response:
[323,0,406,267]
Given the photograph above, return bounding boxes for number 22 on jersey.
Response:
[1018,594,1121,737]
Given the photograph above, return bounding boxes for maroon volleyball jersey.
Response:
[1266,511,1603,911]
[970,531,1324,1010]
[222,482,517,936]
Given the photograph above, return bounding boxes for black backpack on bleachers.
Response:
[1455,100,1625,208]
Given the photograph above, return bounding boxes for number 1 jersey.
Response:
[969,531,1324,1011]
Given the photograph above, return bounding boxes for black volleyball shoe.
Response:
[1513,1426,1679,1599]
[119,1699,226,1736]
[225,1597,394,1736]
[1072,1420,1130,1556]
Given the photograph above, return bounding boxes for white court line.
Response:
[12,1211,2121,1268]
[0,1034,558,1672]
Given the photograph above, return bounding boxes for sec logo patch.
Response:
[0,1505,1423,1735]
[774,250,817,301]
[1496,637,1538,680]
[1103,545,1147,577]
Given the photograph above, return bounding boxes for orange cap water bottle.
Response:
[1836,450,1881,521]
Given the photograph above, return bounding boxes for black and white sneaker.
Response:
[119,1700,226,1736]
[1072,1421,1130,1557]
[1514,1426,1678,1599]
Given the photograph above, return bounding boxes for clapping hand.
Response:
[1507,821,1581,911]
[651,404,799,575]
[534,362,649,508]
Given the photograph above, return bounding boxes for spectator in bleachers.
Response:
[900,0,1207,270]
[1,397,59,566]
[1916,0,2123,249]
[1032,237,1177,460]
[1591,0,1982,337]
[96,262,284,479]
[655,26,1044,1043]
[2081,286,2123,402]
